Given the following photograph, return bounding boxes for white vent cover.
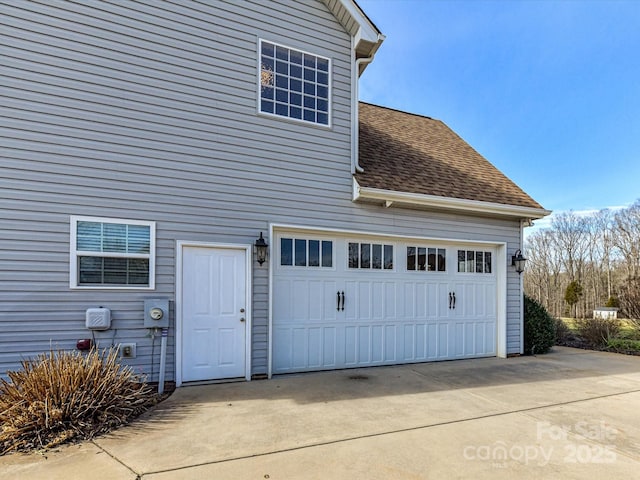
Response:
[86,307,111,330]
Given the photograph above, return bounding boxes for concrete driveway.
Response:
[2,346,640,479]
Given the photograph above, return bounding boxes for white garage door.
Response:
[272,231,497,374]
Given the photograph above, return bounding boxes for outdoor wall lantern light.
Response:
[255,232,268,266]
[512,249,527,274]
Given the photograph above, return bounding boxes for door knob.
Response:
[240,317,245,322]
[240,308,245,313]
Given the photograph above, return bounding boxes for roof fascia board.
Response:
[353,178,551,220]
[338,0,381,43]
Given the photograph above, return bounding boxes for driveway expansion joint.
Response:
[135,387,640,477]
[90,440,140,479]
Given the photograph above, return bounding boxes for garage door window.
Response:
[280,238,332,267]
[458,250,492,273]
[407,247,446,272]
[348,242,393,270]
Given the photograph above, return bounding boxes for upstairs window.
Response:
[70,216,155,289]
[260,40,330,126]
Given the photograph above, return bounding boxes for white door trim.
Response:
[175,240,252,386]
[267,223,509,377]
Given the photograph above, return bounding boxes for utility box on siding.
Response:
[143,299,170,328]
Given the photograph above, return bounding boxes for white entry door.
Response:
[181,246,247,382]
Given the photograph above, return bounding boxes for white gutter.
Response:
[353,178,552,220]
[352,55,375,174]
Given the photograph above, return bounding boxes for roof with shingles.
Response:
[356,102,544,210]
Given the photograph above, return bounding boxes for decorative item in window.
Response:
[260,40,330,125]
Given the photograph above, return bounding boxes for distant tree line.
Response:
[524,200,640,320]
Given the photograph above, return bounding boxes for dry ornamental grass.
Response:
[0,348,159,455]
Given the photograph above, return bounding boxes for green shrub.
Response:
[524,294,556,355]
[555,318,571,343]
[0,348,158,454]
[575,317,620,347]
[607,338,640,353]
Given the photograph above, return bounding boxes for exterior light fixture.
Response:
[511,249,526,274]
[255,232,268,266]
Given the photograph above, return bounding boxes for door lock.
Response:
[240,308,245,313]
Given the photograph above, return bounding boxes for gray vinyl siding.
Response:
[0,0,524,380]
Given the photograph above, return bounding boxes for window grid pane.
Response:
[372,244,382,269]
[348,243,359,268]
[308,240,320,267]
[407,247,416,271]
[295,239,307,266]
[281,237,332,268]
[260,41,330,125]
[75,218,152,288]
[458,250,466,273]
[322,241,332,267]
[384,245,393,270]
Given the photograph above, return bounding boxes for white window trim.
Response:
[346,239,395,272]
[69,215,156,290]
[257,38,332,128]
[276,234,336,271]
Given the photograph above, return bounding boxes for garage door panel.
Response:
[272,234,498,373]
[404,282,415,318]
[274,279,291,321]
[372,282,384,320]
[308,281,323,321]
[345,326,357,365]
[385,325,397,361]
[384,282,396,318]
[345,281,357,319]
[403,324,415,360]
[415,323,426,360]
[372,325,384,362]
[293,281,309,321]
[426,323,437,359]
[358,283,371,320]
[465,322,475,355]
[307,327,322,367]
[323,327,337,367]
[475,322,486,354]
[273,327,292,371]
[438,323,449,358]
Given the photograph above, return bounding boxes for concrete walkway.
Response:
[2,347,640,479]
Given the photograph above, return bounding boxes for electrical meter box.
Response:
[144,299,169,328]
[86,307,111,330]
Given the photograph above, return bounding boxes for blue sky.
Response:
[357,0,640,228]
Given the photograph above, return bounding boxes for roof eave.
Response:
[322,0,385,69]
[353,179,552,220]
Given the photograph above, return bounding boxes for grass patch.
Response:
[607,338,640,353]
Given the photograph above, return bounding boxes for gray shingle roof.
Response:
[356,102,544,210]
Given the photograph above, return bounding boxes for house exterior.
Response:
[0,0,549,384]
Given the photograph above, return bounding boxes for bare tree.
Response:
[612,200,640,280]
[524,201,640,320]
